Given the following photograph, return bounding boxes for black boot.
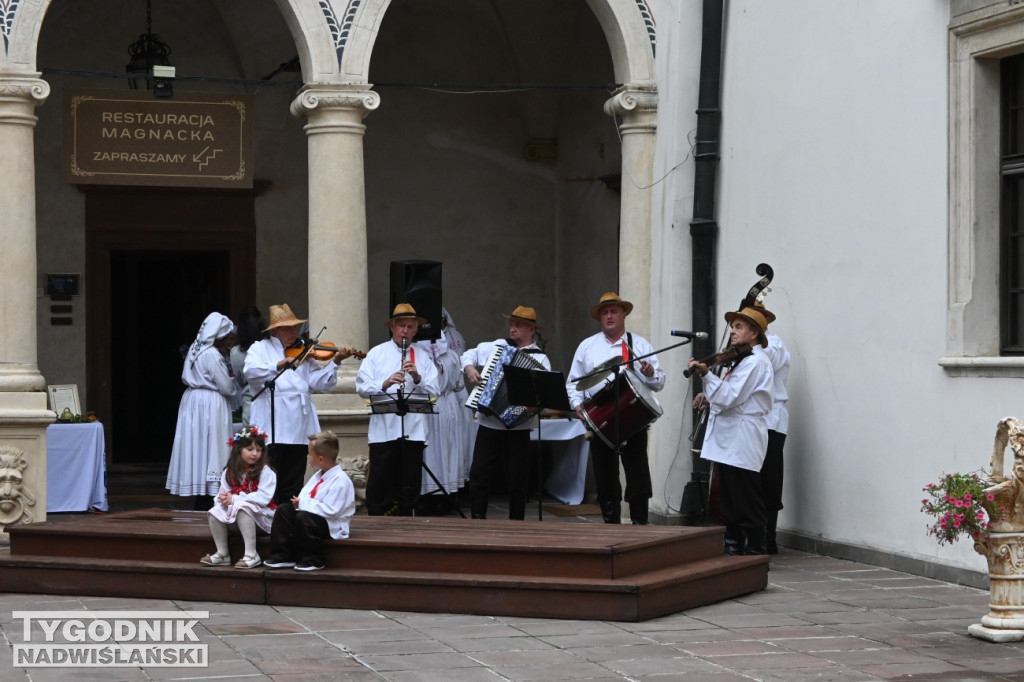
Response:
[765,510,779,554]
[508,494,526,521]
[724,525,744,556]
[599,500,621,524]
[470,497,488,519]
[743,526,767,555]
[628,499,649,525]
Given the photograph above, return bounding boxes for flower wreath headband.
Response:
[227,426,269,447]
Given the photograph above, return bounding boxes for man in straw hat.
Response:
[460,305,551,520]
[688,303,774,555]
[356,304,439,516]
[244,303,360,504]
[752,300,790,555]
[566,292,665,525]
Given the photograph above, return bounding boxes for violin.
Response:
[284,340,366,363]
[683,343,752,378]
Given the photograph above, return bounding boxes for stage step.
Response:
[1,509,769,621]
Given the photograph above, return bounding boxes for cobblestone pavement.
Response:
[2,545,1023,681]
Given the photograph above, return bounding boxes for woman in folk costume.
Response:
[166,312,239,508]
[440,308,475,484]
[416,325,472,509]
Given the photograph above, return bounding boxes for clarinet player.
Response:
[356,304,438,516]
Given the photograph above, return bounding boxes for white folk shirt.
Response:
[699,346,774,472]
[565,331,666,410]
[461,339,551,431]
[243,337,338,445]
[764,332,790,435]
[356,339,439,444]
[295,465,356,540]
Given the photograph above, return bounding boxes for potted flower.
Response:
[920,471,1005,550]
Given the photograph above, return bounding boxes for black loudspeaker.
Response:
[389,260,442,341]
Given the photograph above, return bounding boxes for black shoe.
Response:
[724,525,744,556]
[294,561,324,572]
[599,500,621,524]
[264,556,296,569]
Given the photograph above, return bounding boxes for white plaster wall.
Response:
[702,1,988,570]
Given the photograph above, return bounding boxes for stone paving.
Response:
[2,546,1024,681]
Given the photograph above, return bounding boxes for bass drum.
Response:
[581,371,663,448]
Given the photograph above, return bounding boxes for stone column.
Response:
[604,85,658,338]
[0,76,53,529]
[971,532,1024,642]
[290,85,380,503]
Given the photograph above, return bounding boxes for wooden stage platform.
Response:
[0,509,769,622]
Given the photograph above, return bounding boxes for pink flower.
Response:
[955,500,963,508]
[988,494,996,501]
[977,511,986,520]
[965,494,973,502]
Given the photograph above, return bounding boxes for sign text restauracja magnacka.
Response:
[63,89,253,189]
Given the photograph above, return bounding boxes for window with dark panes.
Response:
[1001,55,1024,353]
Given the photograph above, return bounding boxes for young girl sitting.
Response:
[201,426,277,569]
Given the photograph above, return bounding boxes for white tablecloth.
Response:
[532,418,589,505]
[46,422,108,512]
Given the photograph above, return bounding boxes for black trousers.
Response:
[590,429,652,508]
[269,502,330,566]
[716,461,766,546]
[760,430,786,514]
[467,426,532,519]
[268,443,308,505]
[365,438,424,516]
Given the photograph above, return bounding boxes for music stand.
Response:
[367,393,466,518]
[504,365,571,521]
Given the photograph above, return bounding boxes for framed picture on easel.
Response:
[47,384,80,418]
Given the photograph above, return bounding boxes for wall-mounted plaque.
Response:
[63,89,253,189]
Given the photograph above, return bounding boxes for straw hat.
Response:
[751,299,776,325]
[502,305,541,329]
[590,292,633,320]
[386,303,427,326]
[263,304,306,332]
[724,306,769,347]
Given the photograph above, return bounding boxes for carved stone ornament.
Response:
[971,417,1024,641]
[0,445,36,527]
[603,86,658,119]
[290,87,381,119]
[0,77,50,105]
[339,454,369,511]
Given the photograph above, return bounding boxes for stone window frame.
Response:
[944,7,1024,377]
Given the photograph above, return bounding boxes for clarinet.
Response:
[398,337,408,398]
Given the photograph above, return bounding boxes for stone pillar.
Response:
[604,85,658,338]
[971,532,1024,641]
[0,76,54,529]
[290,85,380,504]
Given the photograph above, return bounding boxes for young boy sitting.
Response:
[264,431,356,571]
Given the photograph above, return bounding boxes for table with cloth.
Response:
[46,422,108,512]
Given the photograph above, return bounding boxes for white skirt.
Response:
[165,387,232,496]
[208,497,275,534]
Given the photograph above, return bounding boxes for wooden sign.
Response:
[63,89,252,188]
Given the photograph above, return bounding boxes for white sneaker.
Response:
[200,552,230,566]
[235,554,262,569]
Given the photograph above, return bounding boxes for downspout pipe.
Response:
[690,0,724,357]
[682,0,724,525]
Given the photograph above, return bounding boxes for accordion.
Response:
[465,344,546,428]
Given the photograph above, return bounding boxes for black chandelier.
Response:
[125,0,174,97]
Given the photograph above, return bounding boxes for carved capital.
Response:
[603,85,658,119]
[0,77,50,105]
[290,87,381,119]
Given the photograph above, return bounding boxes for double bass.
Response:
[687,263,773,525]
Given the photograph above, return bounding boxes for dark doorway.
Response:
[110,250,231,464]
[85,187,259,468]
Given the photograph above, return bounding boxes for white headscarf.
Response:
[441,307,466,356]
[186,312,235,368]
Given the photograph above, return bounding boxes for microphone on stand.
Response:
[670,330,709,340]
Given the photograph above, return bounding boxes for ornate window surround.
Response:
[944,6,1024,377]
